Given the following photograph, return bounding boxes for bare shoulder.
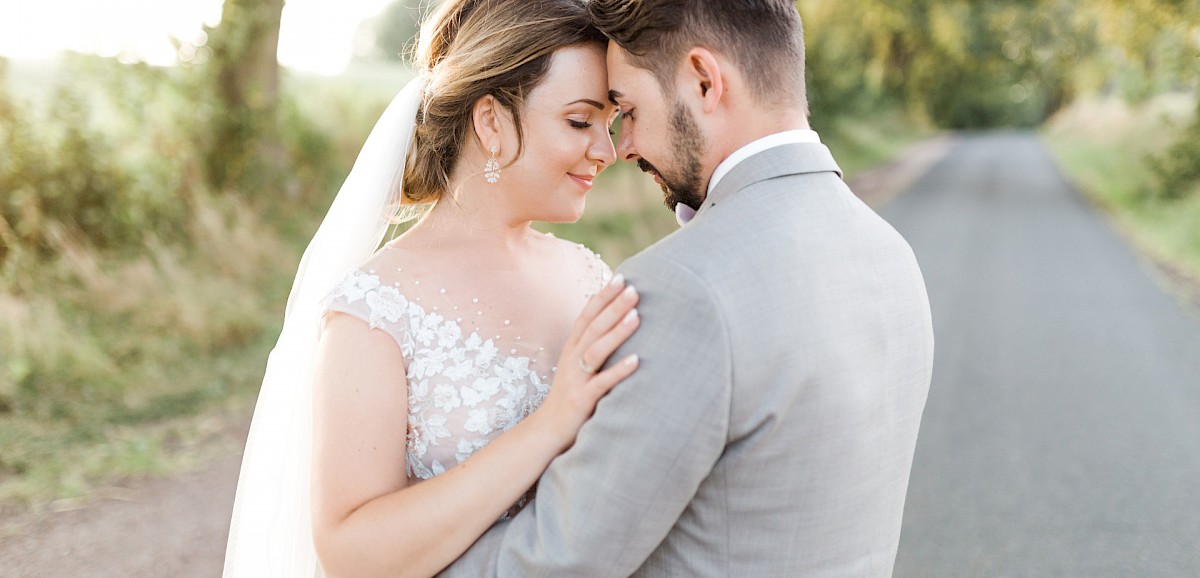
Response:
[541,232,611,287]
[538,231,604,266]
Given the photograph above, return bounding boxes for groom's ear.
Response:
[681,47,724,114]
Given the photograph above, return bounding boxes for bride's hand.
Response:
[535,274,640,450]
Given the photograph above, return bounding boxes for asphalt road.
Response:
[883,132,1200,577]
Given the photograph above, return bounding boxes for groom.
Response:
[442,1,934,576]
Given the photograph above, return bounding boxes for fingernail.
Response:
[622,285,637,298]
[624,354,639,365]
[624,309,639,324]
[611,273,625,286]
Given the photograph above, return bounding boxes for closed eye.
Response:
[568,120,593,129]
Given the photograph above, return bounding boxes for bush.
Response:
[1148,100,1200,201]
[0,56,195,261]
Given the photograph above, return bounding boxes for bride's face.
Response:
[497,44,618,223]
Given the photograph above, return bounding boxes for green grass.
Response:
[1042,93,1200,284]
[0,58,338,509]
[0,199,290,507]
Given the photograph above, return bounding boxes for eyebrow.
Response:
[567,98,607,110]
[608,90,623,105]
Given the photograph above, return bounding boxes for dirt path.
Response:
[0,138,953,578]
[0,453,242,578]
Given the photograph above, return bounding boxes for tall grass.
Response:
[1042,93,1200,284]
[0,57,401,509]
[0,195,294,507]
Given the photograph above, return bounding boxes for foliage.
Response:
[798,0,1198,129]
[1148,98,1200,200]
[0,51,400,507]
[360,1,427,63]
[194,0,286,192]
[0,56,190,262]
[800,0,1070,127]
[796,0,1200,201]
[1044,94,1200,279]
[1081,0,1200,200]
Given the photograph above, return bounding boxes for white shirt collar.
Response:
[675,129,821,226]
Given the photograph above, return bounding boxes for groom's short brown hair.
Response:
[588,0,807,112]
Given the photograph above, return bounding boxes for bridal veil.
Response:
[223,76,426,577]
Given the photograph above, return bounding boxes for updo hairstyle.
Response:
[401,0,606,204]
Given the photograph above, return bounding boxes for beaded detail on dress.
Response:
[319,238,610,515]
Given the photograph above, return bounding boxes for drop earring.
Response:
[484,145,501,183]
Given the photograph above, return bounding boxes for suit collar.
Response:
[691,142,843,222]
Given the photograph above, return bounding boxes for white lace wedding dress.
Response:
[319,233,611,514]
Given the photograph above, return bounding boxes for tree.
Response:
[363,1,426,63]
[201,0,286,191]
[798,0,1196,129]
[1084,0,1200,198]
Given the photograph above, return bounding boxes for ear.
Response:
[680,47,724,114]
[470,94,503,153]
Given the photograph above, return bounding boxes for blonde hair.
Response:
[401,0,605,204]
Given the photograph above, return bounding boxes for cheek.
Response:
[546,137,583,169]
[511,135,587,219]
[508,128,581,204]
[634,119,667,160]
[526,126,585,172]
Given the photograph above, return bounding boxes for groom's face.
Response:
[606,42,707,212]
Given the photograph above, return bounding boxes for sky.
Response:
[0,0,395,75]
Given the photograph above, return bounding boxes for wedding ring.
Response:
[579,357,598,375]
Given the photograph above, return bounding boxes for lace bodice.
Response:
[320,236,611,487]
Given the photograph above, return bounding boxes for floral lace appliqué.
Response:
[324,269,552,486]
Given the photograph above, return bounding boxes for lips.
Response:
[568,173,594,189]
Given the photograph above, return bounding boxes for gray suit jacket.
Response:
[440,142,934,577]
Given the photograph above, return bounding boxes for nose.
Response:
[590,130,616,168]
[614,123,637,162]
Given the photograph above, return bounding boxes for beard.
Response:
[637,101,706,212]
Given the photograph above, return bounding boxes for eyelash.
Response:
[569,119,617,136]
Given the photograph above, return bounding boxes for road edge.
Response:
[848,134,956,209]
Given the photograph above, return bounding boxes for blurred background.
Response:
[0,0,1197,575]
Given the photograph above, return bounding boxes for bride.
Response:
[223,1,640,576]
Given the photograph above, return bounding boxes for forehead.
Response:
[604,41,655,99]
[604,40,632,81]
[530,43,608,100]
